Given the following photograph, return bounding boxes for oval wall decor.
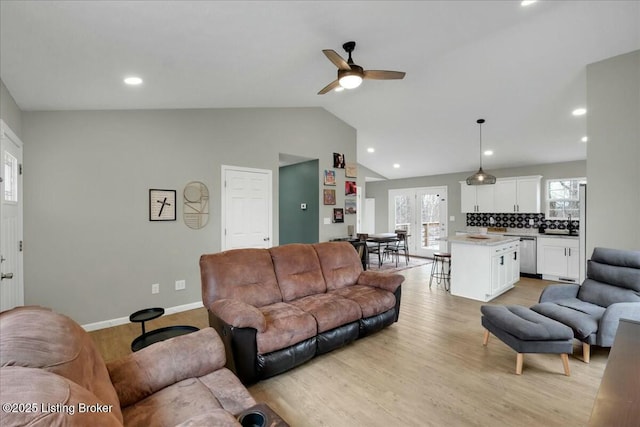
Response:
[183,181,209,229]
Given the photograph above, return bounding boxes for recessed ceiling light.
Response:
[124,76,143,85]
[572,108,587,116]
[581,136,588,142]
[367,147,375,153]
[521,0,537,6]
[393,163,400,169]
[484,150,494,156]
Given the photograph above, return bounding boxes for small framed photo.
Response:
[345,163,357,178]
[345,199,357,214]
[324,170,336,186]
[333,208,344,223]
[323,189,336,205]
[149,189,177,221]
[333,152,345,169]
[345,181,357,196]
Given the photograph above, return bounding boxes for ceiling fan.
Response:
[318,41,406,95]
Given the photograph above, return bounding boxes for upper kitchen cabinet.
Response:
[494,176,542,213]
[460,182,495,213]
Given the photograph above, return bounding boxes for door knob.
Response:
[1,272,14,280]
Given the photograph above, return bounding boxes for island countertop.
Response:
[447,235,520,246]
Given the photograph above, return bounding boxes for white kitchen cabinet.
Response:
[494,176,541,213]
[537,237,579,282]
[450,236,520,302]
[460,182,495,213]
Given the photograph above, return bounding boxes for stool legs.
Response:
[482,329,571,376]
[429,255,450,290]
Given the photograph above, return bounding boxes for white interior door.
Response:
[221,165,272,250]
[364,198,375,233]
[1,120,24,311]
[389,186,448,258]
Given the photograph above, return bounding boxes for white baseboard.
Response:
[82,301,204,332]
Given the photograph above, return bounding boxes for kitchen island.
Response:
[449,235,520,302]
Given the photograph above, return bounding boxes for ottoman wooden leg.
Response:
[515,353,524,375]
[561,354,571,376]
[482,329,490,346]
[582,342,590,364]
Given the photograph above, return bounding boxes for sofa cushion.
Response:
[122,377,231,427]
[0,366,122,427]
[257,303,317,354]
[330,285,396,318]
[200,249,283,308]
[290,293,362,333]
[531,299,606,340]
[0,307,123,423]
[313,242,363,290]
[270,244,327,301]
[578,278,640,307]
[175,411,242,427]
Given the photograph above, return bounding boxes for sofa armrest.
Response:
[597,302,640,347]
[107,328,226,408]
[357,271,405,293]
[210,299,266,332]
[538,283,580,303]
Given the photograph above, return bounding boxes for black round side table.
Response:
[129,307,164,335]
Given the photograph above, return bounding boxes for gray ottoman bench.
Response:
[481,305,574,376]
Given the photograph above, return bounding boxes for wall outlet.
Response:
[529,218,535,225]
[300,203,307,210]
[489,217,496,224]
[449,216,455,222]
[151,283,160,294]
[175,280,186,291]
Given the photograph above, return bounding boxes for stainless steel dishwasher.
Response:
[511,236,537,275]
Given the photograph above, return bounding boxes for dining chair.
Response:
[384,230,409,267]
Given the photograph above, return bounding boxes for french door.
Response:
[388,186,448,258]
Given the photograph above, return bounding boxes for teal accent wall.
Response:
[279,160,319,244]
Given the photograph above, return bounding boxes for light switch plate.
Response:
[151,283,159,294]
[301,203,307,210]
[323,217,331,225]
[449,216,455,222]
[175,280,186,291]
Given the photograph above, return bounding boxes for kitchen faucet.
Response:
[567,214,575,234]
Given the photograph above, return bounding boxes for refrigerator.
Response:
[579,183,587,283]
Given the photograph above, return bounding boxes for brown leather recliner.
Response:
[0,306,257,426]
[200,241,404,384]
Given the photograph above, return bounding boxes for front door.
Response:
[221,165,272,250]
[0,121,24,311]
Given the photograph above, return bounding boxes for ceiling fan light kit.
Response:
[318,41,405,95]
[466,119,497,185]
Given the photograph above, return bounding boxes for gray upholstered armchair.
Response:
[531,247,640,362]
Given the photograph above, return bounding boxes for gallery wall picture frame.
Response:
[149,189,177,221]
[345,163,357,178]
[333,208,344,223]
[323,189,336,205]
[333,152,345,169]
[345,199,357,214]
[345,180,357,196]
[183,181,209,229]
[324,169,336,186]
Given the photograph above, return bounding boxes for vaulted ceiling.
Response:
[1,1,638,179]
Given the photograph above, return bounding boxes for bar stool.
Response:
[429,252,451,291]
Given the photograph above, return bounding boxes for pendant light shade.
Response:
[466,119,497,185]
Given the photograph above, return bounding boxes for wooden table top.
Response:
[588,318,640,427]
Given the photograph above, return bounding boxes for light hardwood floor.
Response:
[90,266,607,426]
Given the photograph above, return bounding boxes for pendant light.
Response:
[466,119,496,185]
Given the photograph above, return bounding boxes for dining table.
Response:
[366,233,400,268]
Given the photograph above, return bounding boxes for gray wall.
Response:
[586,50,640,252]
[279,160,319,244]
[366,160,586,235]
[22,107,355,324]
[0,79,23,138]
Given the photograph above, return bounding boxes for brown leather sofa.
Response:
[200,241,404,384]
[0,306,259,426]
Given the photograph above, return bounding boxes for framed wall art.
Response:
[323,189,336,205]
[345,163,357,178]
[333,208,344,223]
[345,180,357,196]
[149,189,176,221]
[333,152,345,169]
[324,169,336,186]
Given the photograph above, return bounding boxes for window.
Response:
[546,178,586,219]
[3,151,18,202]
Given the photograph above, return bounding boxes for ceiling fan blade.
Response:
[318,79,341,95]
[363,70,406,80]
[323,49,351,71]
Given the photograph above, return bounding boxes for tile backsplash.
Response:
[466,212,579,232]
